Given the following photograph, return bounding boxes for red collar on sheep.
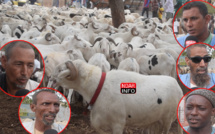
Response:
[84,72,106,115]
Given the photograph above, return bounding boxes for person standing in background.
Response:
[209,20,215,34]
[174,18,180,35]
[164,0,174,21]
[151,0,159,18]
[158,4,164,23]
[29,0,36,4]
[209,16,215,34]
[174,0,183,13]
[53,0,59,7]
[142,0,150,18]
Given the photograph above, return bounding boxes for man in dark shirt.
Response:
[0,41,39,96]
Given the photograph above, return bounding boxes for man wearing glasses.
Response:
[179,44,215,89]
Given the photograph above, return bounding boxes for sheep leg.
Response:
[111,123,124,134]
[162,120,172,134]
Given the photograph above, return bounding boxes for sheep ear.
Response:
[65,61,78,80]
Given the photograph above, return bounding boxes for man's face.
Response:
[31,92,60,126]
[1,46,35,90]
[185,95,215,128]
[182,7,210,39]
[185,46,210,87]
[186,46,209,75]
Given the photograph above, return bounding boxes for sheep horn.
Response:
[67,50,74,59]
[157,26,162,30]
[128,44,133,50]
[49,25,56,33]
[33,26,42,32]
[80,23,85,27]
[118,52,122,57]
[67,50,73,54]
[106,37,117,46]
[65,61,78,80]
[45,33,52,41]
[85,23,88,28]
[110,50,116,58]
[91,37,103,47]
[42,18,47,25]
[92,22,98,29]
[74,35,81,41]
[131,27,139,36]
[105,25,110,31]
[152,21,157,27]
[61,20,65,25]
[155,34,160,39]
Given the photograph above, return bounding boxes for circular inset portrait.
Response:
[19,88,71,134]
[177,43,215,89]
[0,40,45,97]
[173,0,215,48]
[177,89,215,134]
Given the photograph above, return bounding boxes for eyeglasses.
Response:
[188,56,212,63]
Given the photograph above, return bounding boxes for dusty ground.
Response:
[0,88,185,134]
[0,90,28,134]
[62,101,182,134]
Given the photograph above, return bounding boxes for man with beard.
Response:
[0,41,39,96]
[179,44,215,89]
[177,1,215,47]
[22,89,64,133]
[184,89,215,134]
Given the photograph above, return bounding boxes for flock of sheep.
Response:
[0,2,186,134]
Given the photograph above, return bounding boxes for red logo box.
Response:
[120,83,136,94]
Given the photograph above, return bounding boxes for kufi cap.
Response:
[186,89,215,108]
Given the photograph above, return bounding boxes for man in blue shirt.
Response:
[177,1,215,47]
[183,89,215,134]
[179,44,215,89]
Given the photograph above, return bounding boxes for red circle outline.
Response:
[176,42,215,90]
[18,87,72,134]
[0,39,45,98]
[176,89,215,134]
[172,0,215,48]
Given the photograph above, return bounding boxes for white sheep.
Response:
[88,53,110,72]
[44,49,86,77]
[118,57,139,73]
[137,53,177,78]
[28,32,61,45]
[1,24,12,36]
[51,60,183,134]
[34,35,91,57]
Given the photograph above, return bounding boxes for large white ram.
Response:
[51,60,183,134]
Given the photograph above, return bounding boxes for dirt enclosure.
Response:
[0,89,187,134]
